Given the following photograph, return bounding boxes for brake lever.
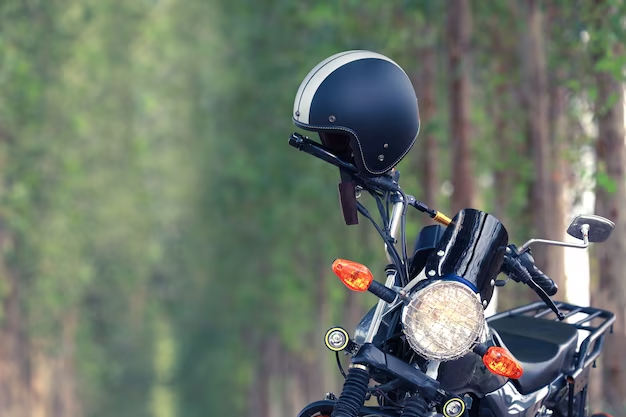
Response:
[502,249,565,320]
[526,279,565,320]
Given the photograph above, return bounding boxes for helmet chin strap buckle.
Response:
[338,169,358,225]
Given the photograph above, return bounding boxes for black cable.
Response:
[356,201,385,238]
[373,388,403,408]
[355,182,408,284]
[369,190,389,227]
[398,189,409,286]
[336,352,347,378]
[370,377,402,394]
[356,201,405,282]
[385,191,391,224]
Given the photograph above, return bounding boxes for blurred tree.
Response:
[410,3,441,208]
[1,1,625,416]
[470,1,539,311]
[167,2,391,416]
[519,0,566,289]
[545,2,569,259]
[589,0,626,413]
[0,0,65,414]
[447,0,475,214]
[0,1,192,416]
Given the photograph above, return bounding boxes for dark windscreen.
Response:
[424,208,508,305]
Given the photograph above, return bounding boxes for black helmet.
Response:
[293,50,420,176]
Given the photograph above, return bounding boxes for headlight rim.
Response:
[401,279,486,362]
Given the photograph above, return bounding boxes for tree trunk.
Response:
[486,28,512,314]
[248,337,271,417]
[0,226,33,417]
[314,266,331,397]
[489,62,518,313]
[546,78,567,299]
[520,0,565,286]
[447,0,475,214]
[281,347,307,417]
[592,42,626,414]
[413,30,438,207]
[43,311,80,417]
[545,2,568,301]
[487,22,514,228]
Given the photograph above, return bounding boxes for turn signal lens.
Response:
[483,346,524,379]
[331,259,374,292]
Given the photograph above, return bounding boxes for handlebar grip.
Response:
[501,253,532,283]
[529,268,558,296]
[288,133,304,148]
[518,252,558,296]
[502,245,565,320]
[288,133,358,173]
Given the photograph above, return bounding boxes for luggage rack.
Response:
[489,302,615,415]
[488,301,615,378]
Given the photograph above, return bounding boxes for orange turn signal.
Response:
[331,259,374,292]
[483,346,524,379]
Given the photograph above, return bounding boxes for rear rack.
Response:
[488,301,615,374]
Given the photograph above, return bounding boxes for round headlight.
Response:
[402,280,485,361]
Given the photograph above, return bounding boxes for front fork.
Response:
[365,196,404,344]
[330,362,430,417]
[332,196,436,417]
[332,197,397,417]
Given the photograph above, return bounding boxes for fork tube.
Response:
[364,268,397,343]
[365,195,404,344]
[385,196,404,263]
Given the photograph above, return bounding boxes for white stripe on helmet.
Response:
[293,50,403,125]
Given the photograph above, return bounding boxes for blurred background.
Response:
[0,0,625,416]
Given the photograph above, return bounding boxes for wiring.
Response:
[375,389,403,408]
[398,189,410,286]
[335,351,347,378]
[369,378,405,408]
[385,191,391,225]
[369,189,389,227]
[356,201,405,282]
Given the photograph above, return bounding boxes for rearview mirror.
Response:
[519,213,615,254]
[567,214,615,243]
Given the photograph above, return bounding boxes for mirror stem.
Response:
[581,224,590,244]
[519,224,590,254]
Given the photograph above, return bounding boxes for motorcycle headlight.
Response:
[402,280,485,361]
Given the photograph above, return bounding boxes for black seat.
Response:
[488,315,578,394]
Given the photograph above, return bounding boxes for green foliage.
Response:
[596,168,618,194]
[0,1,624,416]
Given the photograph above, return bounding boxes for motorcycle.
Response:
[288,131,616,417]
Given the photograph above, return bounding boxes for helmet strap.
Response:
[338,169,358,226]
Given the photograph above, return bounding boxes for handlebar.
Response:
[289,133,358,173]
[289,132,560,308]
